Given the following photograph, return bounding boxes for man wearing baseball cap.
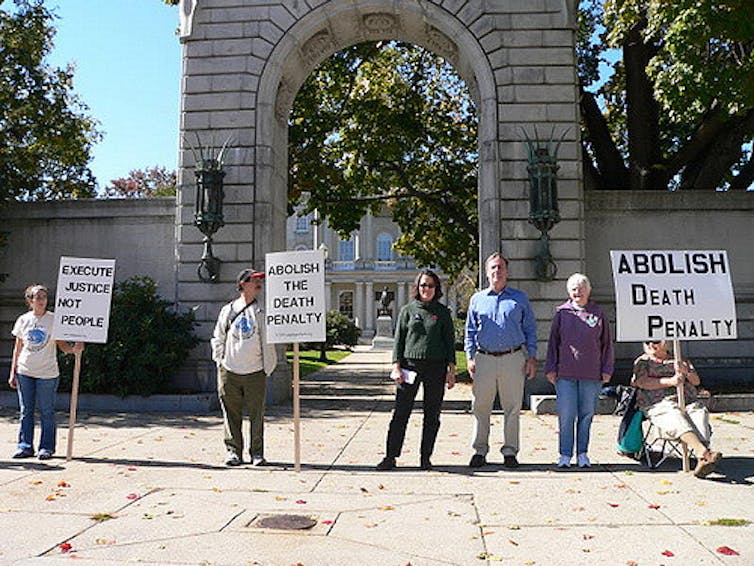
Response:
[211,268,277,466]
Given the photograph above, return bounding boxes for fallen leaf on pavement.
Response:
[661,550,674,557]
[59,543,72,553]
[126,493,139,500]
[716,546,740,556]
[648,504,661,509]
[57,481,70,488]
[378,505,394,511]
[608,503,619,508]
[295,499,307,504]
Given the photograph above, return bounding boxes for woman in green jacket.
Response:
[376,270,456,471]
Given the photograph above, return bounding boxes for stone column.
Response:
[325,281,332,311]
[396,282,406,314]
[354,281,364,329]
[365,281,374,332]
[364,211,373,260]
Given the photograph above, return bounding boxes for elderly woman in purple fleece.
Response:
[545,273,614,468]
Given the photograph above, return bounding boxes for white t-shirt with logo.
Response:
[12,311,60,378]
[222,297,264,374]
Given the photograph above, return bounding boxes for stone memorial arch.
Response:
[176,0,583,397]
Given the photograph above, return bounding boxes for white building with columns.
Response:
[287,205,456,340]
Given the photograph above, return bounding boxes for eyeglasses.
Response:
[419,283,435,288]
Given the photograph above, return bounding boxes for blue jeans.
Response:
[16,374,59,453]
[555,378,601,458]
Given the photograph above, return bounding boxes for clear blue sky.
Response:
[46,0,181,189]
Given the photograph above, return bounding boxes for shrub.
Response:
[325,310,361,348]
[59,277,200,397]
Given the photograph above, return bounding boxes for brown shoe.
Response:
[693,450,722,478]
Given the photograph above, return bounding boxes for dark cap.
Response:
[237,268,265,285]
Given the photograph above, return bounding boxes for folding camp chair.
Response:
[641,419,687,469]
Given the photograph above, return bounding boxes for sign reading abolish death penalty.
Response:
[53,256,116,343]
[610,250,737,342]
[265,249,326,344]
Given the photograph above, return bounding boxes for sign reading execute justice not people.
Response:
[610,250,737,342]
[265,250,326,344]
[53,256,116,344]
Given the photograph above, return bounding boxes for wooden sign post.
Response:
[265,250,326,472]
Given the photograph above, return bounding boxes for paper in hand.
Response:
[400,368,417,384]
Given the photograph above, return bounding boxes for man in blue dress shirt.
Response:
[465,252,537,468]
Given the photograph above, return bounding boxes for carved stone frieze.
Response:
[301,29,335,66]
[275,80,294,123]
[425,25,457,61]
[362,12,397,35]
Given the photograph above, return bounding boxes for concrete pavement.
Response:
[1,347,752,565]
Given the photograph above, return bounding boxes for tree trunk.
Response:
[680,110,754,189]
[624,20,664,189]
[579,87,629,189]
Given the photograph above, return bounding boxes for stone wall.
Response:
[0,198,177,377]
[583,191,754,391]
[2,191,751,395]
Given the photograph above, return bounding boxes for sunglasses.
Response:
[419,283,435,288]
[645,341,662,345]
[242,276,262,284]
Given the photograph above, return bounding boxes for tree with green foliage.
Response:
[104,166,177,198]
[290,42,478,279]
[578,0,754,190]
[0,0,99,202]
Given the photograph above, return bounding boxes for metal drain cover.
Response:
[253,514,317,531]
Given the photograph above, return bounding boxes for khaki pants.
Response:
[471,350,526,457]
[218,367,266,458]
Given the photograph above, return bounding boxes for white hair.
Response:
[566,273,591,292]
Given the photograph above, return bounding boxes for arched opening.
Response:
[254,1,499,273]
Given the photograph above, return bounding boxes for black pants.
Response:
[385,359,447,460]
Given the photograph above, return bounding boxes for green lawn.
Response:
[455,352,470,382]
[285,349,352,377]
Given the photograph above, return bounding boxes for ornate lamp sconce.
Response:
[190,136,231,282]
[523,128,567,282]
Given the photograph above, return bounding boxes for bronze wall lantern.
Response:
[524,128,567,282]
[190,137,231,282]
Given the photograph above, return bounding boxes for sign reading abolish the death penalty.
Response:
[610,250,737,342]
[53,256,116,343]
[265,249,326,344]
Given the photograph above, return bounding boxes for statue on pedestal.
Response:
[378,286,393,317]
[372,286,394,350]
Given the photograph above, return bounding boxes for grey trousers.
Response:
[471,350,526,457]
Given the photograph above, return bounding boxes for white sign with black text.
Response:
[265,250,326,344]
[610,250,737,342]
[53,256,116,343]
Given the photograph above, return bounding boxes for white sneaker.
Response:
[557,455,571,468]
[577,453,591,468]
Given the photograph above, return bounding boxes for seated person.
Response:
[632,340,721,478]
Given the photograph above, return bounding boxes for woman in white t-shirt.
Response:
[8,285,83,460]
